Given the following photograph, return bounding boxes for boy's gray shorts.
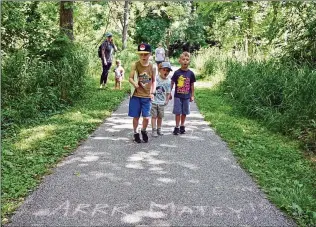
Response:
[151,103,165,118]
[173,97,190,115]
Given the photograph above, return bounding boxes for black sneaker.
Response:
[141,130,148,143]
[180,126,186,134]
[134,133,141,143]
[173,127,180,135]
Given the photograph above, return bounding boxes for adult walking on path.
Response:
[100,32,117,89]
[155,43,165,65]
[6,90,294,226]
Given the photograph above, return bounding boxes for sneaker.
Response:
[141,130,149,143]
[157,128,163,136]
[180,126,186,134]
[152,129,158,137]
[134,133,141,143]
[100,84,103,89]
[173,127,180,135]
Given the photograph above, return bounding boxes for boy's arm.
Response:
[190,83,195,102]
[128,63,138,88]
[169,80,175,100]
[150,68,156,100]
[190,71,196,102]
[165,92,171,105]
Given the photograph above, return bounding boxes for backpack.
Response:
[98,44,102,58]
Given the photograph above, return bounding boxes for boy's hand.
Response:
[190,96,194,102]
[164,100,169,106]
[150,94,155,100]
[169,94,172,100]
[103,59,107,65]
[133,83,139,89]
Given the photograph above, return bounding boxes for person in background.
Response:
[155,43,165,66]
[100,32,117,89]
[114,59,125,90]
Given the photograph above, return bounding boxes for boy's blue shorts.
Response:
[173,97,190,115]
[128,96,151,118]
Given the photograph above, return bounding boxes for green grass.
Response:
[1,75,130,224]
[195,87,316,226]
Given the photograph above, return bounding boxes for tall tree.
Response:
[122,1,130,50]
[60,1,74,40]
[246,1,254,58]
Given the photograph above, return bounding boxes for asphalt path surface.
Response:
[7,68,295,226]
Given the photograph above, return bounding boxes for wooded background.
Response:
[2,1,316,148]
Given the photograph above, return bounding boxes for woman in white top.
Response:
[155,43,165,65]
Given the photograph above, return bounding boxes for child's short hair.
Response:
[116,59,121,64]
[180,51,190,59]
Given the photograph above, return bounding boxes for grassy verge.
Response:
[1,75,130,224]
[195,87,316,226]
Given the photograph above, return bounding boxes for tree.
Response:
[122,1,130,50]
[60,1,74,40]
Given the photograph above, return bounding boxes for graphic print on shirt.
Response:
[155,85,166,103]
[138,71,151,88]
[177,75,191,94]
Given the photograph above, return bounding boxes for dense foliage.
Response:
[1,1,316,225]
[222,60,316,152]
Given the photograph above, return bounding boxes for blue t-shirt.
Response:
[171,69,196,99]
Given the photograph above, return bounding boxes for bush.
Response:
[220,60,316,152]
[1,44,89,130]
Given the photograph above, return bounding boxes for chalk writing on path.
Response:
[33,200,265,223]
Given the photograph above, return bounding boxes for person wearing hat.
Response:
[100,32,117,88]
[150,61,172,137]
[128,43,156,143]
[154,43,165,66]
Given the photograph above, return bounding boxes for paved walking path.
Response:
[8,92,294,226]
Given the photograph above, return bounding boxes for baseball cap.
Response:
[160,61,173,71]
[105,32,112,37]
[137,43,151,54]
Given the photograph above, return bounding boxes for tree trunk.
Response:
[246,1,254,58]
[59,1,74,100]
[60,1,74,41]
[122,1,129,50]
[165,29,171,58]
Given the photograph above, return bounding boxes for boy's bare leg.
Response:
[151,117,158,137]
[142,117,149,130]
[151,117,157,129]
[119,81,121,90]
[180,114,186,126]
[157,117,162,128]
[157,117,163,135]
[133,118,139,133]
[175,114,181,127]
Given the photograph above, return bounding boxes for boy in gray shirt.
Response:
[151,62,172,137]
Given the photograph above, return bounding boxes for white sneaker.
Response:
[157,128,163,136]
[100,84,103,89]
[152,129,158,137]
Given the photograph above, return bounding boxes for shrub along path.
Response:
[7,90,294,226]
